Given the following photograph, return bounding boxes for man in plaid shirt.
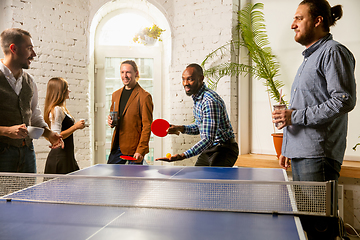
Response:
[156,63,239,166]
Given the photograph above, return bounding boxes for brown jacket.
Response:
[110,83,153,156]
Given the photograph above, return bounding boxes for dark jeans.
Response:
[195,139,239,167]
[0,142,36,173]
[291,157,345,240]
[107,146,143,165]
[291,157,341,182]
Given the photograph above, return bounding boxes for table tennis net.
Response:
[0,173,335,216]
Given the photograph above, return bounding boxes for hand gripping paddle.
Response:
[151,119,170,137]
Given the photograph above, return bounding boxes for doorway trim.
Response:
[88,0,172,164]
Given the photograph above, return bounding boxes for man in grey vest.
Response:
[0,28,63,173]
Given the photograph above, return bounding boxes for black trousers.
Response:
[195,139,239,167]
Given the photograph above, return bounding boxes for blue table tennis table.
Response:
[0,165,306,240]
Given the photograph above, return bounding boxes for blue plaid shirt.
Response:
[183,84,235,158]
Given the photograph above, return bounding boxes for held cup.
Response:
[273,104,286,127]
[110,111,118,127]
[80,119,89,127]
[84,119,89,127]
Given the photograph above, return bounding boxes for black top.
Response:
[119,88,134,116]
[113,88,134,150]
[45,114,79,174]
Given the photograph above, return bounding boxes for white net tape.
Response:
[0,173,328,216]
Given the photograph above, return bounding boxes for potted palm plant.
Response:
[201,2,286,158]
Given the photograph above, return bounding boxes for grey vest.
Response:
[0,70,33,147]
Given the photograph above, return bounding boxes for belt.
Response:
[0,140,27,147]
[226,138,236,144]
[215,138,236,145]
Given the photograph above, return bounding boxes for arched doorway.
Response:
[89,1,171,164]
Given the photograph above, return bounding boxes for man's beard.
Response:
[20,58,32,69]
[21,63,30,69]
[185,91,192,96]
[295,29,316,47]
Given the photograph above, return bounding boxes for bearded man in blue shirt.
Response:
[272,1,356,239]
[156,63,239,167]
[273,0,356,182]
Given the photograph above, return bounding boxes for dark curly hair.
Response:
[300,0,343,32]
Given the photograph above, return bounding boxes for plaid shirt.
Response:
[183,84,235,158]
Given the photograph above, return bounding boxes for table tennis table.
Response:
[0,165,306,240]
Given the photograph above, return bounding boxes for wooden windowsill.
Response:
[235,154,360,179]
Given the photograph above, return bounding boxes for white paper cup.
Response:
[27,126,44,139]
[81,119,89,127]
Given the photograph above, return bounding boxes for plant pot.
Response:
[143,36,157,46]
[271,133,283,159]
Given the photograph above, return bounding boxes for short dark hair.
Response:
[186,63,204,77]
[0,28,32,55]
[300,0,342,32]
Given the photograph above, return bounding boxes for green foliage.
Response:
[353,136,360,151]
[353,143,360,151]
[201,2,286,105]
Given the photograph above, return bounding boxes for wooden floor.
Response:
[235,154,360,179]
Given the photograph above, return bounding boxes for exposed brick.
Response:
[4,0,236,178]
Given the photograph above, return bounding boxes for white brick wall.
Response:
[88,0,239,166]
[2,0,238,169]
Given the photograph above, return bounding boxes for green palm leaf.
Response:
[202,2,287,105]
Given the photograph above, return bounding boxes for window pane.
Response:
[99,13,152,46]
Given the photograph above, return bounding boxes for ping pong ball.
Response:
[166,153,171,158]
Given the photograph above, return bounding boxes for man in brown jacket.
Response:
[107,60,153,164]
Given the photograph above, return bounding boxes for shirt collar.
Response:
[302,33,332,58]
[0,59,23,81]
[192,83,206,101]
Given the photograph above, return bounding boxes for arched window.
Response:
[91,6,169,164]
[98,13,152,46]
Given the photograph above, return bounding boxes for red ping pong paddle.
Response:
[151,119,170,137]
[120,155,136,161]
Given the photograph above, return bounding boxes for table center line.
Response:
[86,212,126,240]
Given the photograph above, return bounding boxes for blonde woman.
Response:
[44,77,85,174]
